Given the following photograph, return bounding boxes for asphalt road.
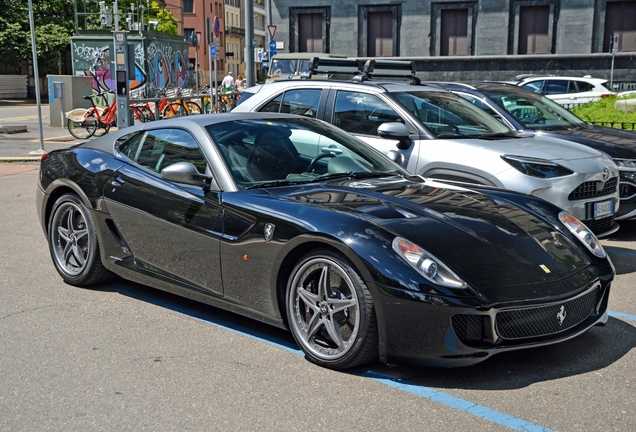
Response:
[1,164,635,431]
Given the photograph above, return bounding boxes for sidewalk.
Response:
[0,99,83,162]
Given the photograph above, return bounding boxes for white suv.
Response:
[233,61,620,236]
[512,74,615,107]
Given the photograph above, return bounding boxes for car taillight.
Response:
[601,94,613,98]
[40,152,49,162]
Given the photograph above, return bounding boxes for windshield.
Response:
[480,88,588,130]
[269,59,298,79]
[206,118,406,189]
[392,91,511,137]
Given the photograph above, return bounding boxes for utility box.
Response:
[47,75,93,127]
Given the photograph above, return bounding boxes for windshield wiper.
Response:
[245,179,306,189]
[309,171,402,183]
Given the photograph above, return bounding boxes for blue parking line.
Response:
[357,371,554,432]
[606,248,636,258]
[609,310,636,322]
[111,282,555,432]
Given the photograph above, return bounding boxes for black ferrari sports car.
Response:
[37,112,613,369]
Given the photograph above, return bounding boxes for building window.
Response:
[358,5,400,57]
[431,3,475,56]
[185,28,195,45]
[512,1,554,55]
[603,1,636,52]
[290,7,331,53]
[183,0,193,13]
[518,6,550,54]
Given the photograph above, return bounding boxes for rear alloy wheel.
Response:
[48,194,111,286]
[287,249,378,369]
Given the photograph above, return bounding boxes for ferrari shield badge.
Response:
[264,223,275,242]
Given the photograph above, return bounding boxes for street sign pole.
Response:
[208,46,213,112]
[214,16,220,111]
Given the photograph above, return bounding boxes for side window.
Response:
[260,94,282,113]
[545,80,569,94]
[135,129,207,175]
[116,132,145,160]
[521,81,544,93]
[333,91,403,136]
[572,81,594,93]
[259,89,321,118]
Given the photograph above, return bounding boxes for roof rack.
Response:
[301,57,421,85]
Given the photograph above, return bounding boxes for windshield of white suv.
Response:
[479,89,589,131]
[393,91,511,137]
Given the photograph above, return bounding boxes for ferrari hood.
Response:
[278,176,591,293]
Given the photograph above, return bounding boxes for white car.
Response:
[233,64,621,237]
[512,75,615,107]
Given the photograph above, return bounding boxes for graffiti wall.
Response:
[71,32,190,96]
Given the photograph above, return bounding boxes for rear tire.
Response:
[67,111,97,139]
[185,101,202,115]
[162,102,188,119]
[48,194,112,286]
[286,249,378,369]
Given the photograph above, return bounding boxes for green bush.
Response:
[572,94,636,125]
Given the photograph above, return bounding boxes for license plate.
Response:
[594,199,615,219]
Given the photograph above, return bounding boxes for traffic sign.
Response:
[252,39,258,47]
[269,39,277,51]
[214,16,220,37]
[210,45,216,57]
[270,49,277,59]
[267,25,277,39]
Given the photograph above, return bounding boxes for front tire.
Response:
[48,194,112,286]
[286,249,378,369]
[67,111,97,139]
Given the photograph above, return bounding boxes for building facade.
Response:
[269,0,636,84]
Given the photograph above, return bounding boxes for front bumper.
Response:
[374,276,611,367]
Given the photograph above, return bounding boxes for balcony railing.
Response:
[225,26,245,36]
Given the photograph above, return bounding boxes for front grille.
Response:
[584,215,616,235]
[496,287,598,340]
[569,177,618,200]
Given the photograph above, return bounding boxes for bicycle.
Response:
[176,87,202,115]
[201,85,234,113]
[67,91,147,139]
[158,88,189,119]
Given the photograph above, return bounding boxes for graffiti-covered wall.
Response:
[71,31,190,97]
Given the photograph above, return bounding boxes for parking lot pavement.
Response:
[1,167,635,431]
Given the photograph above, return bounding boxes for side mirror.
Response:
[387,150,404,165]
[378,122,412,150]
[161,161,212,189]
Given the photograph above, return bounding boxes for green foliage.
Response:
[572,95,636,125]
[153,4,178,36]
[0,0,180,75]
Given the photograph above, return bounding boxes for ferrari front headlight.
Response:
[392,237,468,288]
[559,211,606,258]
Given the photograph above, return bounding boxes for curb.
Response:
[0,157,42,162]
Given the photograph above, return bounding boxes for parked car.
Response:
[508,74,614,107]
[439,81,636,221]
[232,59,620,237]
[36,113,614,370]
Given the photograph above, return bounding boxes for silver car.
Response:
[233,78,620,236]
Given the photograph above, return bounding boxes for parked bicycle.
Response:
[66,90,146,139]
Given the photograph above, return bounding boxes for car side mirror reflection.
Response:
[378,122,412,150]
[161,162,213,189]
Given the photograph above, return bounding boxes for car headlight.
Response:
[614,158,636,171]
[559,211,606,258]
[392,237,468,288]
[502,155,574,178]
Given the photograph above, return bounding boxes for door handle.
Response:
[111,176,125,186]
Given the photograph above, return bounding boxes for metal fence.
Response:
[590,121,636,130]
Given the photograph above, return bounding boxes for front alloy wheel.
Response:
[48,194,111,286]
[287,250,377,369]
